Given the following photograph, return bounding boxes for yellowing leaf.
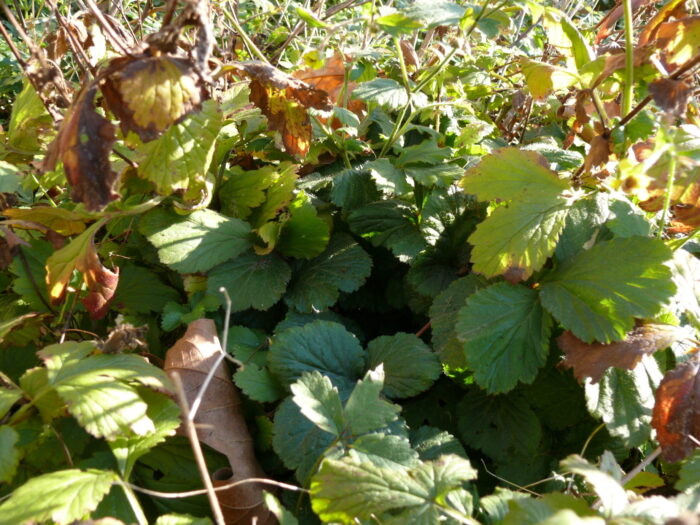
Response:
[3,207,90,236]
[656,16,700,71]
[520,58,578,100]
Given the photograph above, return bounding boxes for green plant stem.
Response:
[657,147,677,238]
[222,4,270,64]
[394,37,411,94]
[117,480,149,525]
[622,0,634,117]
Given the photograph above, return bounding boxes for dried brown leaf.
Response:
[595,0,651,45]
[558,324,679,383]
[648,78,692,118]
[399,40,419,69]
[584,134,612,172]
[638,0,688,45]
[76,243,119,320]
[164,319,275,525]
[652,357,700,462]
[656,16,700,72]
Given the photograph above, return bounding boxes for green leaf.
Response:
[10,238,52,312]
[349,433,419,468]
[219,165,278,219]
[234,364,286,403]
[344,367,401,435]
[554,193,611,263]
[352,78,409,110]
[366,158,411,196]
[503,493,601,525]
[520,58,579,100]
[0,469,117,525]
[676,450,700,491]
[468,196,571,281]
[139,207,251,274]
[0,161,23,193]
[456,283,552,393]
[585,357,660,447]
[540,237,675,343]
[291,371,344,435]
[366,333,441,399]
[268,321,365,392]
[154,514,214,525]
[404,163,464,188]
[405,0,466,27]
[430,274,488,370]
[561,455,628,515]
[277,191,330,259]
[410,426,467,461]
[541,7,595,72]
[284,234,372,313]
[397,140,453,167]
[0,425,19,483]
[247,162,299,228]
[457,388,541,461]
[348,200,425,261]
[137,99,222,196]
[114,264,180,313]
[263,491,299,525]
[330,167,381,211]
[7,80,52,154]
[0,387,22,420]
[375,13,423,38]
[310,454,476,524]
[207,252,291,311]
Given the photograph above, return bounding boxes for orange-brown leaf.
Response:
[164,319,275,525]
[652,358,700,462]
[648,78,692,118]
[638,0,688,45]
[50,85,118,211]
[76,242,119,320]
[584,134,612,172]
[558,324,679,383]
[640,160,700,230]
[595,0,651,45]
[656,16,700,71]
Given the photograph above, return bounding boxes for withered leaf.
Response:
[655,16,700,71]
[77,242,119,320]
[584,134,612,173]
[101,53,206,142]
[648,78,692,119]
[230,61,332,156]
[638,0,688,46]
[559,324,680,383]
[49,85,118,211]
[164,319,275,525]
[399,40,419,69]
[639,159,700,231]
[652,357,700,462]
[594,0,651,45]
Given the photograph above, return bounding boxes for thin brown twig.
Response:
[415,321,431,338]
[81,0,132,55]
[46,0,95,77]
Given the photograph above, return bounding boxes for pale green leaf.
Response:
[397,140,453,167]
[676,450,700,491]
[277,191,330,259]
[542,7,595,71]
[561,455,628,515]
[0,469,117,525]
[263,491,299,525]
[268,321,365,391]
[137,100,222,195]
[247,162,298,228]
[0,387,21,420]
[0,425,19,483]
[7,80,52,154]
[219,165,278,219]
[234,364,286,403]
[375,13,423,37]
[139,207,251,273]
[405,0,466,27]
[349,433,419,468]
[366,158,412,196]
[366,333,441,399]
[284,234,372,312]
[344,367,401,435]
[0,161,23,193]
[207,253,291,311]
[353,78,409,110]
[540,237,675,343]
[291,371,344,435]
[457,283,552,393]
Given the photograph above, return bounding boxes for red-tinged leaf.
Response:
[638,0,688,45]
[228,61,332,156]
[77,241,119,320]
[48,85,118,211]
[101,53,206,142]
[558,324,680,383]
[648,78,693,118]
[656,16,700,71]
[652,358,700,462]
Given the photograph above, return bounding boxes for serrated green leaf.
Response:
[457,388,541,461]
[352,78,409,110]
[349,433,419,468]
[348,200,425,261]
[540,237,675,343]
[268,321,365,391]
[676,450,700,491]
[366,333,441,399]
[137,100,222,196]
[468,196,571,280]
[607,199,651,238]
[456,283,552,393]
[0,387,22,420]
[219,165,278,219]
[375,13,423,37]
[139,208,251,273]
[330,168,381,211]
[429,275,488,369]
[7,80,52,154]
[10,238,52,312]
[234,364,286,403]
[405,163,464,188]
[207,252,291,311]
[554,193,610,263]
[561,455,628,515]
[0,469,117,525]
[277,191,330,259]
[291,371,344,435]
[0,425,19,483]
[344,367,401,435]
[585,357,660,447]
[405,0,466,27]
[410,426,467,461]
[366,158,412,196]
[247,162,298,228]
[503,493,602,525]
[285,234,372,312]
[114,264,180,313]
[310,454,476,524]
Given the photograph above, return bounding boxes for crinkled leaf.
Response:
[268,321,365,392]
[366,333,441,399]
[344,367,401,435]
[139,207,251,273]
[136,100,222,196]
[284,234,372,312]
[0,469,117,525]
[540,237,675,343]
[457,388,541,461]
[410,426,467,461]
[586,357,661,447]
[457,283,552,393]
[652,358,700,462]
[349,433,419,468]
[277,191,330,259]
[310,454,476,524]
[291,371,344,435]
[0,425,19,483]
[207,252,290,311]
[397,140,453,167]
[330,167,382,211]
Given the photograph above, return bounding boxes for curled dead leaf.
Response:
[648,78,692,119]
[77,243,119,320]
[164,319,275,525]
[558,324,680,383]
[652,357,700,462]
[584,134,612,173]
[399,40,419,69]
